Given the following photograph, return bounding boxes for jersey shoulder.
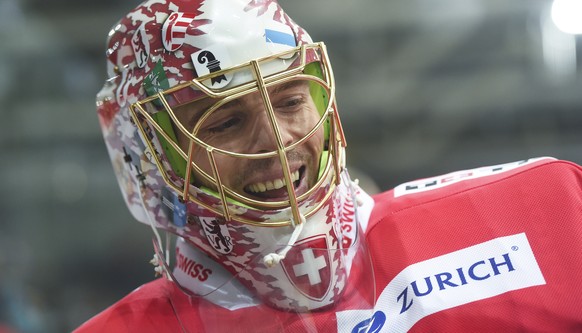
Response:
[73,278,185,333]
[363,157,582,331]
[370,157,582,223]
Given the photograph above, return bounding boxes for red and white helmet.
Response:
[97,0,371,312]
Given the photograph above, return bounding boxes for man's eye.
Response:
[207,117,241,133]
[276,96,304,112]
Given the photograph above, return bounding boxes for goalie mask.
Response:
[96,0,373,312]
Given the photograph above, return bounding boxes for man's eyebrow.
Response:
[179,98,243,127]
[270,80,308,95]
[217,98,242,111]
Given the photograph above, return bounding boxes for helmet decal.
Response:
[132,22,150,68]
[264,28,295,47]
[162,12,198,52]
[201,217,234,254]
[161,186,188,227]
[192,46,233,88]
[280,235,332,301]
[143,61,170,96]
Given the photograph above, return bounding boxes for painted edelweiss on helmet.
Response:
[96,0,363,311]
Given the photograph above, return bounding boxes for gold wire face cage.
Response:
[130,43,346,227]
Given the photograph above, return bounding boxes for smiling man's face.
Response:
[173,79,325,203]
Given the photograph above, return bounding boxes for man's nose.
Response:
[247,107,294,154]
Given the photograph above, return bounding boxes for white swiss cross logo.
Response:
[281,235,333,300]
[293,248,327,285]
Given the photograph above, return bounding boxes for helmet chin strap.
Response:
[134,181,175,281]
[262,212,307,268]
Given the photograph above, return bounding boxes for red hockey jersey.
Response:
[75,158,582,332]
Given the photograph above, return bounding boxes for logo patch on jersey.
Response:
[162,12,196,51]
[351,311,386,333]
[281,235,332,300]
[371,233,545,332]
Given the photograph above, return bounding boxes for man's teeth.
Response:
[248,170,300,193]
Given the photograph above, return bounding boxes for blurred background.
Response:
[0,0,580,331]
